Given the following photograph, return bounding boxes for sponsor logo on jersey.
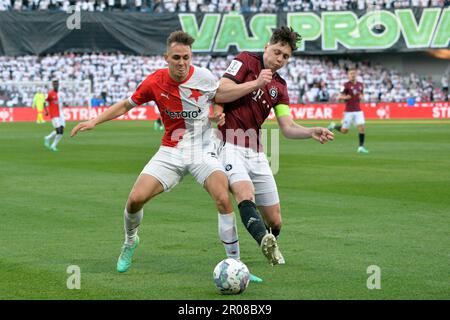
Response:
[165,108,201,119]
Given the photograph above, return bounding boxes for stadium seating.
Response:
[0,0,447,12]
[0,53,448,107]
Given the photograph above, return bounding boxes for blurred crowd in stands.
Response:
[0,0,448,12]
[0,53,448,107]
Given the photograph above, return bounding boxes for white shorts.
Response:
[342,111,365,129]
[219,142,279,207]
[51,116,65,128]
[141,145,225,192]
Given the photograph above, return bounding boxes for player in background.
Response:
[32,88,46,124]
[214,26,334,266]
[44,80,65,152]
[328,68,369,154]
[71,31,243,275]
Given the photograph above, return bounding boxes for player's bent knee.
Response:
[215,191,230,204]
[215,193,232,211]
[230,182,255,203]
[127,192,148,212]
[233,189,255,203]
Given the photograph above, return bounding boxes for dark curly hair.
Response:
[166,30,195,48]
[269,26,302,52]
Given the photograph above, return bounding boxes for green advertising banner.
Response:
[0,8,448,56]
[182,8,449,53]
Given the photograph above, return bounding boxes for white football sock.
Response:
[45,131,56,140]
[124,208,143,245]
[218,212,240,260]
[51,134,63,148]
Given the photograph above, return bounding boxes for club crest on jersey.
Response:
[269,87,278,100]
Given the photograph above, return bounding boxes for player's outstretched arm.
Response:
[277,114,334,144]
[71,99,134,137]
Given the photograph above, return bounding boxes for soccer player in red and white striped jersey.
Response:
[71,31,240,274]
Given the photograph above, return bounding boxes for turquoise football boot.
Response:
[249,273,263,283]
[116,236,140,273]
[357,146,370,154]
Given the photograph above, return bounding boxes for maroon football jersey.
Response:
[342,81,364,112]
[220,52,290,151]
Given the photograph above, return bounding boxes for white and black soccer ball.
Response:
[213,258,250,295]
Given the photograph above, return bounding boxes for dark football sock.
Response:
[335,125,342,132]
[359,133,365,146]
[269,227,281,238]
[238,200,267,245]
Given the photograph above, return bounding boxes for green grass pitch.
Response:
[1,120,449,300]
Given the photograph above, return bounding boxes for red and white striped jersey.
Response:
[128,65,218,148]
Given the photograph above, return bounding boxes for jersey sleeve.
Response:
[222,52,250,84]
[198,67,219,99]
[128,75,156,107]
[206,70,219,100]
[277,83,290,105]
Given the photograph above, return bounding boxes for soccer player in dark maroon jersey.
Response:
[214,26,334,268]
[328,68,369,154]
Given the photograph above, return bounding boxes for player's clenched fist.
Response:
[255,69,273,88]
[70,119,96,137]
[209,112,225,127]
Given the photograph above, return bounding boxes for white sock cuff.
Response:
[218,211,236,223]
